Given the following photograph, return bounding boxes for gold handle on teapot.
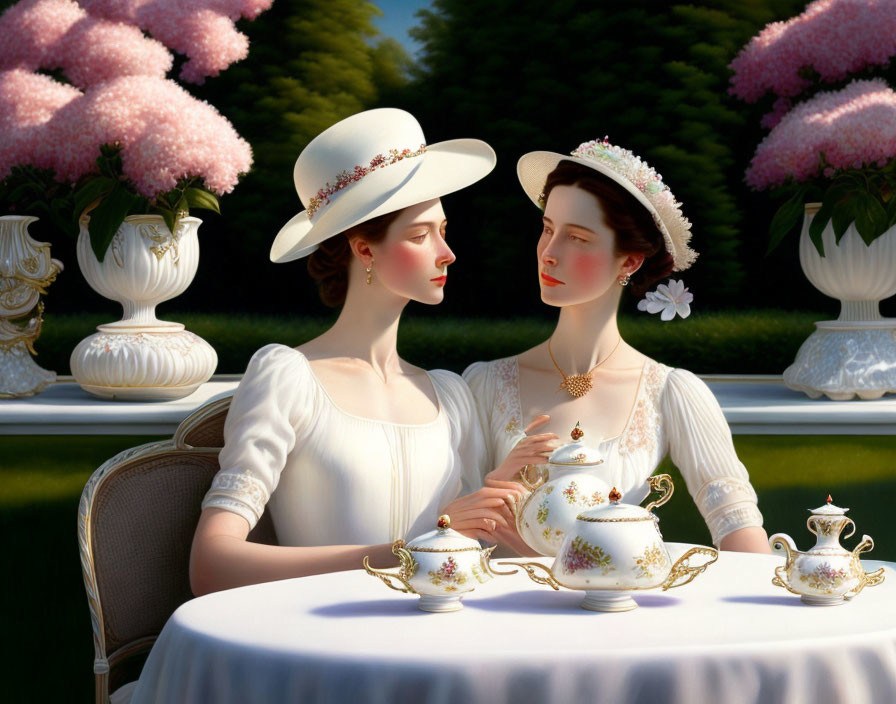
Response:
[807,515,855,539]
[842,534,886,600]
[518,464,546,491]
[479,545,516,577]
[643,474,674,513]
[362,541,418,594]
[497,561,563,590]
[661,546,718,590]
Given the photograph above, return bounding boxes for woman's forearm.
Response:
[719,525,772,554]
[190,509,398,596]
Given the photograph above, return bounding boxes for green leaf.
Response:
[87,184,140,261]
[831,196,857,242]
[853,192,888,246]
[808,199,835,256]
[766,191,806,255]
[887,193,896,229]
[157,206,177,235]
[184,187,220,214]
[73,177,116,219]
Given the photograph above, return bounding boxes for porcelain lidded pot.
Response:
[516,423,611,556]
[506,483,718,612]
[769,495,885,606]
[363,515,497,612]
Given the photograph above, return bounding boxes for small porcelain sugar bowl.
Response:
[363,515,497,612]
[505,483,718,612]
[516,423,611,556]
[769,495,885,606]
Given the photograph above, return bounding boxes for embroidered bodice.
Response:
[464,356,763,547]
[202,344,486,546]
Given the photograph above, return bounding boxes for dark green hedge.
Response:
[36,309,823,375]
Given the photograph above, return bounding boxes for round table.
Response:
[130,545,896,704]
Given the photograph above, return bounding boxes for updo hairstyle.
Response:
[306,209,403,307]
[541,160,674,296]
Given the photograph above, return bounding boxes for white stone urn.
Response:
[0,215,63,397]
[70,214,217,400]
[783,203,896,400]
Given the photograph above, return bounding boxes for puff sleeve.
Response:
[661,368,764,547]
[201,344,305,529]
[430,369,489,495]
[461,361,496,476]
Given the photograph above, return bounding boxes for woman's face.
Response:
[537,184,631,307]
[366,198,455,305]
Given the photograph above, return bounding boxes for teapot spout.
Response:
[769,533,797,560]
[362,542,418,594]
[661,546,718,590]
[497,561,563,590]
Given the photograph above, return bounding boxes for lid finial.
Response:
[827,494,833,504]
[570,422,584,441]
[609,487,622,503]
[437,515,451,530]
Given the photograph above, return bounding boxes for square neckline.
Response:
[290,347,445,428]
[511,355,649,446]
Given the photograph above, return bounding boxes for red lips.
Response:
[431,275,447,286]
[541,272,564,286]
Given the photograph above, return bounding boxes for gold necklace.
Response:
[548,336,622,398]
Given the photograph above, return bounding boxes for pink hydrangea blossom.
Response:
[77,0,274,83]
[0,0,171,89]
[730,0,896,102]
[745,79,896,190]
[0,68,82,179]
[44,74,252,197]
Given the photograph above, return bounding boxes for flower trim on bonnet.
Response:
[569,138,698,272]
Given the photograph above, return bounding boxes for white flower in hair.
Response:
[571,138,697,271]
[637,279,693,321]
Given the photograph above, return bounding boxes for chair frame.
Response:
[78,397,233,704]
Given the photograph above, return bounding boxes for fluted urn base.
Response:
[581,590,638,612]
[0,343,56,398]
[70,325,217,401]
[783,321,896,401]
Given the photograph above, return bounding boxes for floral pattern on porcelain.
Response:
[799,561,851,594]
[634,543,670,579]
[562,537,615,575]
[428,556,468,591]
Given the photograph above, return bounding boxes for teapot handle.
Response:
[518,464,546,491]
[661,546,718,590]
[480,545,516,577]
[497,561,563,590]
[362,542,418,594]
[643,474,674,513]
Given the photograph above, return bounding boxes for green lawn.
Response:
[3,434,894,702]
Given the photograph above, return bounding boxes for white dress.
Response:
[463,356,764,547]
[202,344,486,546]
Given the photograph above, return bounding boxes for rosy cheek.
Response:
[569,250,607,283]
[383,243,430,285]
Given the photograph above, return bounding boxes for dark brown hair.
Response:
[541,160,674,295]
[306,209,403,307]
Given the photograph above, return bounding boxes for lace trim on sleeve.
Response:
[201,469,270,526]
[705,501,764,548]
[695,476,758,516]
[618,361,670,457]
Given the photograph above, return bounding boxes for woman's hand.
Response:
[486,414,561,483]
[440,485,527,541]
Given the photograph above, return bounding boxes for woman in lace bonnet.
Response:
[464,142,771,554]
[190,109,535,595]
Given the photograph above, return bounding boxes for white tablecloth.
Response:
[130,545,896,704]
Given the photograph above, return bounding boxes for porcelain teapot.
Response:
[769,495,885,606]
[504,483,718,612]
[363,515,498,612]
[515,423,612,555]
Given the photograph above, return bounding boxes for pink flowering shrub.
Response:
[0,0,172,89]
[77,0,273,83]
[45,75,252,197]
[746,80,896,189]
[729,0,896,103]
[0,68,81,180]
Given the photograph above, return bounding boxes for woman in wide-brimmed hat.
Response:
[465,137,771,555]
[190,109,530,594]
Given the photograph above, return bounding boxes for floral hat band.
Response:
[306,144,428,219]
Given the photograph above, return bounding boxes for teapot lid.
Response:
[405,515,483,553]
[575,488,655,523]
[547,423,605,467]
[809,494,849,516]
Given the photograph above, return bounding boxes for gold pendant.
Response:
[559,373,593,398]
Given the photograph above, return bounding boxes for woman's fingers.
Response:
[524,414,551,434]
[449,507,509,528]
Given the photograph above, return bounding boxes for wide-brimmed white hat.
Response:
[270,108,497,263]
[517,138,697,271]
